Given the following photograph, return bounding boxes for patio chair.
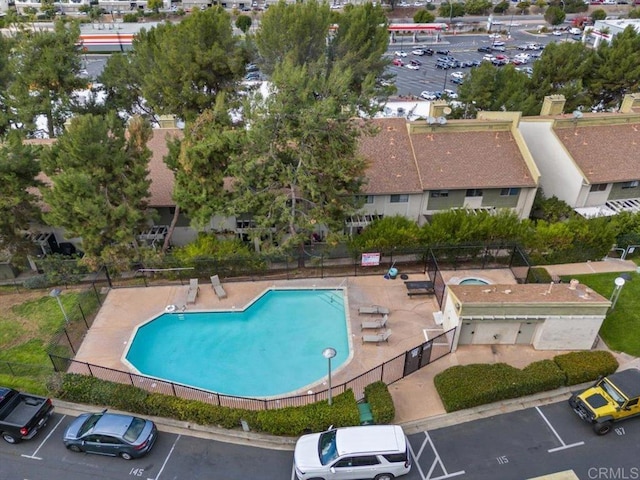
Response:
[210,275,227,300]
[361,314,388,330]
[362,329,392,344]
[359,305,390,315]
[186,278,199,304]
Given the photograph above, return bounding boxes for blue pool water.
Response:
[459,278,490,285]
[125,289,349,397]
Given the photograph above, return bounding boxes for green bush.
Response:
[554,350,618,385]
[521,360,566,393]
[364,381,395,424]
[434,351,620,412]
[527,266,552,284]
[122,13,139,22]
[23,274,50,289]
[55,374,361,436]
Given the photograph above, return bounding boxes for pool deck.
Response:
[75,268,558,422]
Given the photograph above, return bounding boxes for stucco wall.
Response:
[533,316,604,350]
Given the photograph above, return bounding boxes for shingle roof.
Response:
[553,122,640,183]
[358,118,536,193]
[147,128,182,206]
[410,129,535,190]
[358,118,422,194]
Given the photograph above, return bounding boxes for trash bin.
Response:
[388,267,398,279]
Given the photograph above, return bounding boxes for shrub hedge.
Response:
[435,350,619,412]
[554,350,619,385]
[364,381,395,424]
[56,374,360,436]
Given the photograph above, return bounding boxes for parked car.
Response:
[450,71,465,79]
[394,51,408,57]
[451,77,465,85]
[392,58,404,66]
[492,45,506,52]
[435,61,450,69]
[436,49,450,55]
[420,90,437,100]
[423,48,434,56]
[443,89,458,99]
[0,387,54,444]
[294,425,412,480]
[412,49,426,56]
[410,59,422,66]
[477,46,493,53]
[406,63,420,70]
[492,41,505,47]
[63,411,158,460]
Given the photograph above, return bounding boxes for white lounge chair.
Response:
[361,314,388,330]
[359,305,390,315]
[210,275,227,299]
[362,329,392,344]
[186,278,199,304]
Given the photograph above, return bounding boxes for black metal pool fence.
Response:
[48,328,456,411]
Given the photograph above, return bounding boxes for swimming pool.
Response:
[458,278,490,285]
[124,289,350,398]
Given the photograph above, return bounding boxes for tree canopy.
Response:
[7,21,86,138]
[40,114,153,262]
[100,7,247,122]
[0,132,42,260]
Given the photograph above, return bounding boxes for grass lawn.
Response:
[0,288,98,392]
[561,271,640,356]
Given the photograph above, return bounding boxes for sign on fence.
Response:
[361,253,381,267]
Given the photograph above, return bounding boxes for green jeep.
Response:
[569,368,640,435]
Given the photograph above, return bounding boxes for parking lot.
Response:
[386,29,575,99]
[5,400,640,480]
[406,401,640,480]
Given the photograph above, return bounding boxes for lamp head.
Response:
[322,347,337,359]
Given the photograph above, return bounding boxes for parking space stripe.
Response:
[21,415,66,460]
[410,431,465,480]
[150,434,181,480]
[535,406,584,453]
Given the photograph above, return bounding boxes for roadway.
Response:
[4,400,640,479]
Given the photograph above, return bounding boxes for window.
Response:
[356,195,374,204]
[466,189,483,197]
[390,194,409,203]
[500,188,520,197]
[384,452,409,463]
[430,190,449,198]
[622,181,639,189]
[352,456,380,467]
[590,184,607,192]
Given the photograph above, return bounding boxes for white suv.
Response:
[294,425,411,480]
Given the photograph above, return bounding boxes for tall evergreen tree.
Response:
[100,7,246,122]
[227,60,370,255]
[255,0,332,76]
[589,27,640,108]
[40,114,153,262]
[0,132,42,259]
[7,21,86,138]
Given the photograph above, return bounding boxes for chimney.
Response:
[429,100,450,118]
[157,115,178,129]
[540,95,566,116]
[620,93,640,114]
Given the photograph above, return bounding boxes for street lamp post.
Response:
[610,277,626,310]
[322,347,337,406]
[442,67,448,91]
[50,288,69,323]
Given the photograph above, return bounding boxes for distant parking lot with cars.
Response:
[386,27,578,100]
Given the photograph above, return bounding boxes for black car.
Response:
[477,46,492,53]
[436,49,450,55]
[424,48,434,56]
